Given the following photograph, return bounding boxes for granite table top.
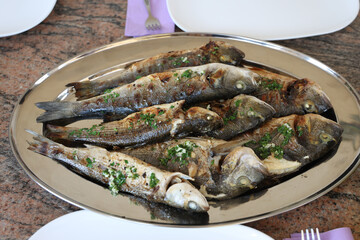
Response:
[1,1,359,239]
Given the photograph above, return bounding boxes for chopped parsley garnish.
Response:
[170,105,175,109]
[86,157,95,168]
[181,69,193,79]
[138,113,157,129]
[103,168,127,196]
[103,89,120,103]
[277,123,294,146]
[159,141,198,166]
[149,173,159,188]
[136,76,142,79]
[68,124,102,138]
[259,78,283,91]
[235,99,242,107]
[244,123,294,159]
[158,110,165,116]
[297,125,304,137]
[126,166,139,179]
[223,111,238,125]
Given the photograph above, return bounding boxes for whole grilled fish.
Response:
[212,114,343,172]
[27,131,209,212]
[44,100,222,147]
[196,94,275,140]
[67,41,245,100]
[36,63,258,123]
[250,67,332,117]
[119,138,269,200]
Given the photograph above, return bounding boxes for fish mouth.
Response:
[165,180,209,212]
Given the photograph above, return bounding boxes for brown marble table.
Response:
[1,1,359,239]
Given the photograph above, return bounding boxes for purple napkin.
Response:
[283,227,354,240]
[125,0,175,37]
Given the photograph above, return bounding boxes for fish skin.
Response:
[196,94,275,140]
[26,131,209,212]
[44,100,223,148]
[119,138,268,200]
[250,67,333,117]
[36,63,258,123]
[67,41,245,100]
[212,114,343,167]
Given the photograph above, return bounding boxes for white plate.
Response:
[0,0,57,38]
[166,0,359,40]
[29,210,274,240]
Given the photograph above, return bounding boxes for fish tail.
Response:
[66,81,109,100]
[36,101,80,123]
[26,130,60,156]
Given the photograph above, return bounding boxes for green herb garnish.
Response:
[103,168,127,196]
[223,111,238,125]
[296,125,304,137]
[149,173,159,188]
[159,141,198,166]
[103,89,120,103]
[86,157,95,168]
[138,113,157,129]
[259,78,283,91]
[235,99,242,107]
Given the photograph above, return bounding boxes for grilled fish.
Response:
[27,131,209,212]
[212,114,343,174]
[44,100,222,148]
[67,41,245,100]
[250,67,332,117]
[36,63,258,123]
[119,138,268,200]
[196,94,275,140]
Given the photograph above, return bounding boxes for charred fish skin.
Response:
[119,138,268,200]
[26,131,209,212]
[213,114,343,167]
[44,101,223,148]
[250,67,333,117]
[67,41,245,100]
[198,94,275,140]
[36,63,258,123]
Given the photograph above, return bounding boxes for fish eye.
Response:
[206,115,214,121]
[188,201,198,210]
[239,176,250,186]
[320,132,333,143]
[236,81,246,90]
[303,100,317,113]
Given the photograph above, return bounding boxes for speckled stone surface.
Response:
[0,1,359,239]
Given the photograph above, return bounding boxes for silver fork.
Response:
[144,0,161,30]
[301,228,321,240]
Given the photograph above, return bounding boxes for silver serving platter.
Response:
[9,33,360,226]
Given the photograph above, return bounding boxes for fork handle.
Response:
[144,0,152,15]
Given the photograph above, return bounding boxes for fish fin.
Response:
[66,81,104,100]
[26,130,58,154]
[36,101,79,123]
[44,124,69,140]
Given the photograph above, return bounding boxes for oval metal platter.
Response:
[9,33,360,226]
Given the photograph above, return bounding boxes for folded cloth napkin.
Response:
[283,227,354,240]
[125,0,175,37]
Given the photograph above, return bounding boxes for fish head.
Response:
[295,114,343,160]
[203,41,245,66]
[185,107,223,132]
[214,41,245,66]
[165,181,210,212]
[218,147,268,198]
[211,67,258,94]
[233,95,275,120]
[291,79,333,114]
